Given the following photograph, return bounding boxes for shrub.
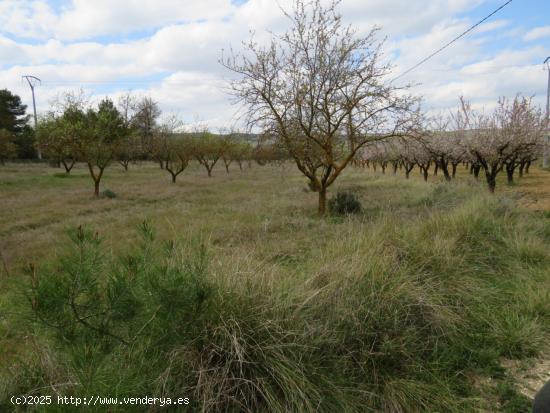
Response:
[328,191,362,215]
[102,189,117,199]
[19,224,342,413]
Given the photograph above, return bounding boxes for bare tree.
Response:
[131,96,161,164]
[222,0,419,214]
[461,96,546,193]
[116,93,142,170]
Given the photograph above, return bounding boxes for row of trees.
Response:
[359,95,547,192]
[221,0,548,212]
[34,92,259,195]
[2,1,548,212]
[38,98,127,196]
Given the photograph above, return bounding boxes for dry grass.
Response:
[0,161,549,412]
[1,162,547,275]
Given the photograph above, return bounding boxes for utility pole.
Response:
[22,75,42,160]
[543,58,550,169]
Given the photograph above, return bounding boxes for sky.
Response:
[0,0,549,129]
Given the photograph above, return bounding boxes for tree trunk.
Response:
[484,168,497,193]
[392,162,398,175]
[519,162,525,178]
[171,173,177,183]
[62,159,75,174]
[405,165,414,179]
[440,161,451,181]
[433,163,438,176]
[506,164,515,185]
[525,161,531,173]
[88,163,104,197]
[473,165,480,179]
[451,163,458,179]
[422,168,428,182]
[318,187,327,216]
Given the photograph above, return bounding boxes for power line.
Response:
[392,0,513,82]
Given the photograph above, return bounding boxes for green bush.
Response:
[15,224,341,412]
[328,191,362,215]
[102,189,117,199]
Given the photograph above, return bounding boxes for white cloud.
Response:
[0,0,546,129]
[0,0,236,41]
[523,26,550,41]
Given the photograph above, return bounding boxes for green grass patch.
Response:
[0,164,548,412]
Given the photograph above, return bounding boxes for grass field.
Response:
[1,161,549,412]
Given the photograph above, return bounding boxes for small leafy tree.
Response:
[165,138,192,183]
[220,135,236,174]
[76,99,127,197]
[233,140,254,170]
[152,117,192,183]
[29,222,212,348]
[116,132,141,171]
[192,130,224,177]
[36,112,78,173]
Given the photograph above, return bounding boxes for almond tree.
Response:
[462,96,546,192]
[222,0,419,214]
[77,99,127,197]
[233,139,253,170]
[116,132,141,171]
[407,140,432,181]
[152,117,192,183]
[192,130,224,177]
[420,117,455,182]
[165,138,192,183]
[36,111,79,173]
